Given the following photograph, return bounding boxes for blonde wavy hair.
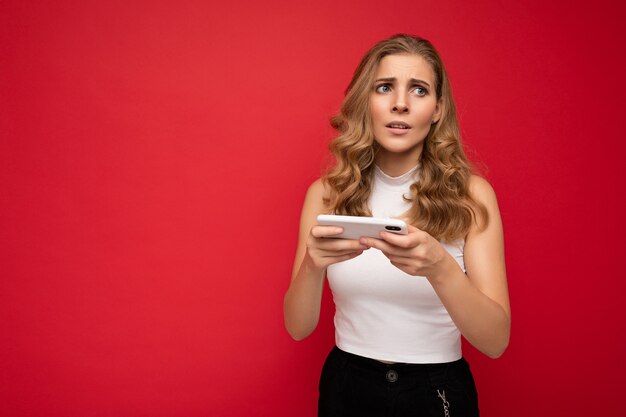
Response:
[323,34,488,242]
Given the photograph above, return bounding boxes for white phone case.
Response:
[316,214,408,240]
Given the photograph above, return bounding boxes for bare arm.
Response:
[360,176,511,358]
[283,179,366,341]
[430,176,510,358]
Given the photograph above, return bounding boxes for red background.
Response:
[2,1,625,416]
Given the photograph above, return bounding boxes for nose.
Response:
[392,93,409,113]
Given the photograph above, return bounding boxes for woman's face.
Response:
[370,53,441,163]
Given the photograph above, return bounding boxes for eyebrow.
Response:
[374,77,431,88]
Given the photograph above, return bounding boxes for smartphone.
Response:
[316,214,408,240]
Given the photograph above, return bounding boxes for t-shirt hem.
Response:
[336,342,462,364]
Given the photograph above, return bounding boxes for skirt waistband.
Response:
[330,346,468,384]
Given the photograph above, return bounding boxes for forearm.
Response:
[283,255,327,341]
[428,255,510,358]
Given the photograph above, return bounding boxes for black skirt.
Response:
[318,346,479,417]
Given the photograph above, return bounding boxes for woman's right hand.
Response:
[304,225,368,270]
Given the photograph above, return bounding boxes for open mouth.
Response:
[386,122,411,129]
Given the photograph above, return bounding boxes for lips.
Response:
[385,121,411,129]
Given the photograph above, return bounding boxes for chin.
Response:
[377,139,424,155]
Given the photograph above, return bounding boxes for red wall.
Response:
[2,1,625,416]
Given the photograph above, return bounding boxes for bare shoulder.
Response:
[466,175,502,234]
[299,178,331,235]
[303,177,331,212]
[468,175,499,208]
[306,178,326,198]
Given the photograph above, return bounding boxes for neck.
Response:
[375,145,423,177]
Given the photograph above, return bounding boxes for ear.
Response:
[432,98,443,123]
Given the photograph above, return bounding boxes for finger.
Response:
[380,228,423,249]
[332,251,363,264]
[389,260,415,276]
[316,237,368,252]
[389,259,407,270]
[387,254,418,266]
[359,236,406,257]
[311,225,344,238]
[318,248,364,258]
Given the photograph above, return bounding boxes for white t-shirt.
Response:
[327,165,465,363]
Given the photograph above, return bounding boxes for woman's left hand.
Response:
[359,225,450,277]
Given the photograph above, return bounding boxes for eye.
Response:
[413,86,427,96]
[375,84,391,93]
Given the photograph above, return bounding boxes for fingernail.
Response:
[359,238,368,245]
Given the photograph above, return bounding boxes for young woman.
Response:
[283,34,510,417]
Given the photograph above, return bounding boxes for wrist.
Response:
[300,251,327,279]
[426,252,459,286]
